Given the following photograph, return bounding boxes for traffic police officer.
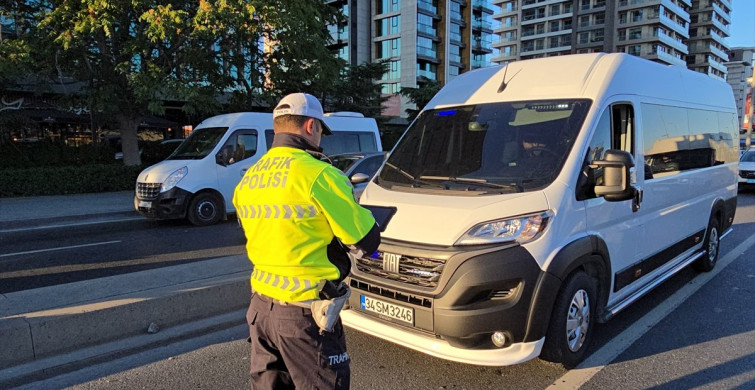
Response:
[233,93,380,389]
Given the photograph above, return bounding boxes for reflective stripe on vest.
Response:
[237,204,318,219]
[251,268,316,294]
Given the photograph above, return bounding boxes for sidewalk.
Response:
[0,192,251,388]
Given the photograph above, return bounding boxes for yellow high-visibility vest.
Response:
[233,146,375,302]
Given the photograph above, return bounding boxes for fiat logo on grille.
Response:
[382,252,401,274]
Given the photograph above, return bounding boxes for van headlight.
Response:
[455,211,553,245]
[162,166,188,192]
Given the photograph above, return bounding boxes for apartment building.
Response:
[491,0,731,80]
[687,0,732,79]
[327,0,374,65]
[327,1,498,117]
[725,47,755,129]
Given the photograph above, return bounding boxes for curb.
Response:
[0,255,252,385]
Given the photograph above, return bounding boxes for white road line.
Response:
[0,217,142,233]
[550,233,755,390]
[0,240,122,258]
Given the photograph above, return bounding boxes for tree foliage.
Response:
[399,79,442,122]
[1,0,350,165]
[327,61,389,119]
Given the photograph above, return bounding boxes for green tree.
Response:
[399,79,442,122]
[327,61,389,119]
[3,0,344,166]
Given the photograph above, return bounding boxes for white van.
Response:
[134,112,381,226]
[343,53,739,368]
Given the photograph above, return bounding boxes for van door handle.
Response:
[632,188,643,212]
[240,169,248,177]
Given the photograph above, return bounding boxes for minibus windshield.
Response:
[167,127,228,160]
[377,100,591,194]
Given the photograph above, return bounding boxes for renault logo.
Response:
[382,252,401,274]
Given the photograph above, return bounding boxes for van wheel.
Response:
[692,216,720,272]
[540,271,596,368]
[187,193,222,226]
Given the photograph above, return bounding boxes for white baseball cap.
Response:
[273,93,332,135]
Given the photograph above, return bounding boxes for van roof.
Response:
[195,111,377,132]
[425,53,735,112]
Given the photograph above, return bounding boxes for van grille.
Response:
[355,252,445,288]
[137,182,161,200]
[740,170,755,179]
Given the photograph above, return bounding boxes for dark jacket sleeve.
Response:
[328,222,381,283]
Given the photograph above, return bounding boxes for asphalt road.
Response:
[13,192,754,390]
[0,217,246,293]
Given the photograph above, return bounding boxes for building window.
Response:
[380,82,401,94]
[629,27,642,40]
[376,15,400,36]
[376,38,401,59]
[550,20,560,32]
[377,0,400,14]
[382,60,401,80]
[579,32,589,44]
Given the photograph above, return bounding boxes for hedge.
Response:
[0,165,144,197]
[0,141,179,197]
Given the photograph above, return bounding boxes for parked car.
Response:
[330,152,388,200]
[739,148,755,190]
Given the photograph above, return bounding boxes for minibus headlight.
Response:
[456,211,553,245]
[162,166,188,192]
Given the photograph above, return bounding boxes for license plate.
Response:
[138,200,151,208]
[360,295,414,325]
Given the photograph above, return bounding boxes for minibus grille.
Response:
[137,182,161,200]
[355,252,445,288]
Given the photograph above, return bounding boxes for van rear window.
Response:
[265,130,378,155]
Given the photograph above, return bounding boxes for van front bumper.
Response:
[340,309,544,366]
[134,186,191,219]
[345,242,556,364]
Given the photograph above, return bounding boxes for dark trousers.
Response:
[247,292,350,390]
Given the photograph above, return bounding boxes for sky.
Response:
[728,0,755,48]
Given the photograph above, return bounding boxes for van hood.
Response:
[360,184,550,246]
[137,160,194,183]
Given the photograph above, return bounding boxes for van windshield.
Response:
[377,100,591,194]
[167,127,228,160]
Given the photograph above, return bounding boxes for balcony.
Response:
[652,49,687,67]
[418,0,439,16]
[711,17,730,37]
[660,13,690,38]
[472,0,494,14]
[712,2,732,24]
[661,0,691,23]
[710,44,729,61]
[657,32,688,54]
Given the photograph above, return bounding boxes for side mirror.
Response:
[590,150,636,201]
[350,173,370,185]
[216,145,233,166]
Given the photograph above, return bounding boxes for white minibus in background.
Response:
[134,112,381,226]
[344,53,739,368]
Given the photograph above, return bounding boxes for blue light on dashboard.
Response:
[437,110,457,116]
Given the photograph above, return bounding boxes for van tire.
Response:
[692,216,720,272]
[540,271,596,368]
[187,193,223,226]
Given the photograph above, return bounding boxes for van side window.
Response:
[577,104,634,200]
[641,104,738,179]
[223,130,258,165]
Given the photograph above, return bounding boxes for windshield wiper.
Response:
[383,162,439,188]
[419,176,523,192]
